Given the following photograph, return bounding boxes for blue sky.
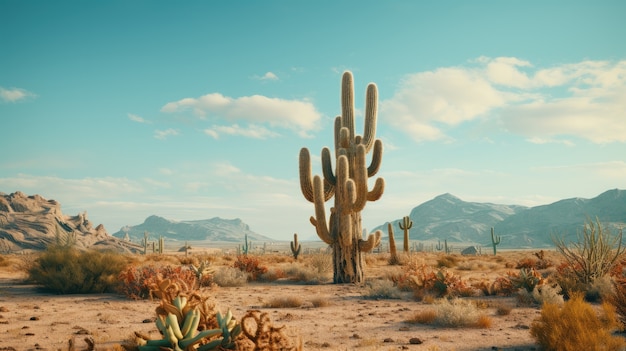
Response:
[1,1,625,241]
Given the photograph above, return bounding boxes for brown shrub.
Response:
[530,293,625,351]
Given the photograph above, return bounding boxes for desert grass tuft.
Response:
[264,296,304,308]
[363,279,403,299]
[212,267,248,287]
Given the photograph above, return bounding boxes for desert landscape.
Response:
[0,248,612,351]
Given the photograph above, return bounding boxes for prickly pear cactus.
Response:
[135,278,241,351]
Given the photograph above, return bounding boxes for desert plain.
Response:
[0,248,570,351]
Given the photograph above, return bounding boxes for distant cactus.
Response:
[398,216,413,253]
[388,223,400,265]
[491,227,501,256]
[158,235,164,254]
[436,239,450,254]
[290,233,302,260]
[242,234,249,255]
[142,231,149,255]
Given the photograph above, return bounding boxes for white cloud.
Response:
[154,128,179,140]
[161,93,321,137]
[203,124,280,139]
[0,86,36,102]
[381,57,626,144]
[128,113,150,123]
[254,72,279,81]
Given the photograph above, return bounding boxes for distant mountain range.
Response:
[112,215,274,243]
[374,189,626,249]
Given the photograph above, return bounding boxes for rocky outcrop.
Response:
[0,191,141,253]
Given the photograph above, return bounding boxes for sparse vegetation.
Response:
[408,298,492,328]
[553,217,624,293]
[530,293,625,351]
[28,245,129,294]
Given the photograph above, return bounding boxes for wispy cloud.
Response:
[204,124,280,139]
[253,72,279,81]
[128,113,150,123]
[381,57,626,144]
[161,93,321,137]
[154,128,180,140]
[0,86,36,102]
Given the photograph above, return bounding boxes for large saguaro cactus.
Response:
[299,71,384,283]
[398,216,413,253]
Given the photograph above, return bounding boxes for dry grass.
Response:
[531,293,625,350]
[264,296,304,308]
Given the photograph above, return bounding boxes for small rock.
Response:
[398,326,409,331]
[30,316,40,321]
[352,333,360,339]
[142,318,155,323]
[0,306,9,312]
[383,338,394,343]
[409,337,423,345]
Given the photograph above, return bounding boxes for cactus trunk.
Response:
[398,216,413,253]
[299,71,384,284]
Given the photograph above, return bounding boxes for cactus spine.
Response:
[491,227,501,256]
[290,233,302,260]
[398,216,413,253]
[299,71,384,283]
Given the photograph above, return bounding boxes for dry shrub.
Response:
[309,297,330,308]
[531,293,625,351]
[363,279,403,299]
[436,255,458,268]
[494,303,513,316]
[234,255,268,281]
[117,264,197,299]
[306,253,333,274]
[417,298,491,328]
[212,267,248,287]
[284,266,329,284]
[407,309,437,324]
[259,268,287,282]
[264,296,303,308]
[29,246,129,294]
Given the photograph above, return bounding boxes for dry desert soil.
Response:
[0,249,558,351]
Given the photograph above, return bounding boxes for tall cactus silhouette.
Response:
[290,233,302,260]
[398,216,413,253]
[299,71,384,283]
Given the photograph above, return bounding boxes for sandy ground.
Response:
[0,252,545,351]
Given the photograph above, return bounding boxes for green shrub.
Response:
[28,246,128,294]
[530,293,625,351]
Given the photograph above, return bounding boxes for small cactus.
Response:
[491,227,501,256]
[388,223,400,265]
[242,234,249,255]
[398,216,413,253]
[142,231,149,255]
[290,233,302,260]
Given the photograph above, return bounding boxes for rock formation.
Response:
[0,191,141,253]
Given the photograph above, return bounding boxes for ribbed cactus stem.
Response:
[491,227,501,256]
[398,216,413,253]
[290,233,302,260]
[298,71,385,283]
[388,223,399,264]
